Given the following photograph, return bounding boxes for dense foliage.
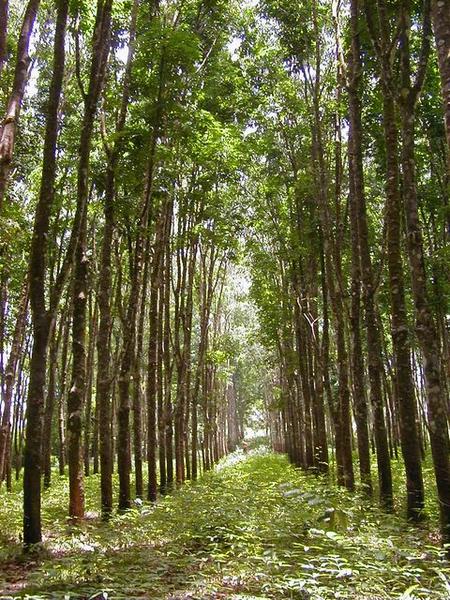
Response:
[0,0,449,596]
[2,448,450,598]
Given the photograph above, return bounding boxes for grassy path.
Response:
[0,449,449,599]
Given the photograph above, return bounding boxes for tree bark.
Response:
[0,282,28,485]
[0,0,8,75]
[41,320,60,488]
[351,0,393,510]
[83,294,98,476]
[400,0,450,542]
[22,0,68,547]
[68,0,112,521]
[431,0,450,175]
[347,0,373,493]
[0,0,40,212]
[366,0,425,518]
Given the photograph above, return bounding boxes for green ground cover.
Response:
[0,449,449,599]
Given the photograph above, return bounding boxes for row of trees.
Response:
[0,0,449,558]
[248,0,450,552]
[0,0,253,548]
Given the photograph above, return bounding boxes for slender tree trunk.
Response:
[0,282,28,485]
[158,201,172,493]
[22,0,69,547]
[42,322,60,488]
[0,0,40,212]
[0,0,8,75]
[369,0,425,519]
[183,241,196,480]
[133,238,149,499]
[309,283,328,473]
[310,0,354,489]
[117,49,165,511]
[84,295,98,476]
[95,122,122,515]
[68,0,112,521]
[351,0,393,508]
[348,150,372,491]
[431,0,450,176]
[157,259,166,493]
[58,314,70,476]
[147,205,165,502]
[164,218,174,488]
[347,19,372,491]
[400,1,450,541]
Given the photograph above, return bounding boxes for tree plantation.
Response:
[0,0,449,597]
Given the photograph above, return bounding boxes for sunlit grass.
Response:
[0,447,449,599]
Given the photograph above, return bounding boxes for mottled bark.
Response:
[117,48,164,511]
[310,0,354,490]
[309,284,329,473]
[0,0,8,75]
[157,258,166,492]
[347,0,373,493]
[164,218,174,488]
[0,0,40,212]
[83,295,98,476]
[96,0,138,511]
[146,205,166,502]
[58,316,70,476]
[68,0,112,521]
[133,238,149,499]
[0,282,28,485]
[431,0,450,174]
[41,324,59,488]
[350,0,394,510]
[400,0,450,541]
[364,0,424,517]
[23,0,68,547]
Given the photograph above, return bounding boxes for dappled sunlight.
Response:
[1,0,450,597]
[3,451,449,598]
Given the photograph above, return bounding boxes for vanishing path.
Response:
[0,449,449,599]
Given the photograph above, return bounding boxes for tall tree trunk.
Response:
[367,0,425,519]
[348,144,372,492]
[84,294,98,476]
[58,315,70,476]
[22,0,68,547]
[309,282,329,473]
[310,0,354,490]
[182,239,197,480]
[157,258,166,493]
[400,0,450,543]
[133,238,149,499]
[0,0,40,212]
[95,0,140,513]
[42,319,61,488]
[0,0,8,75]
[147,203,167,501]
[0,282,28,485]
[68,0,112,521]
[159,200,172,493]
[117,49,165,511]
[164,216,174,488]
[347,3,372,492]
[351,0,393,509]
[431,0,450,175]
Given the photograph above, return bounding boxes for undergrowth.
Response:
[0,448,449,599]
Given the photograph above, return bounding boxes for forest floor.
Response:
[0,448,449,600]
